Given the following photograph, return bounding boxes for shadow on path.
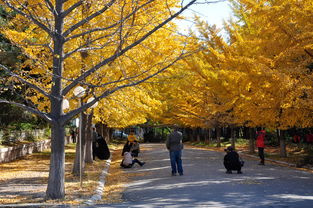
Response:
[106,143,313,208]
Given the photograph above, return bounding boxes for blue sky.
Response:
[177,0,233,32]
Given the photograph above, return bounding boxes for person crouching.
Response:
[224,146,242,174]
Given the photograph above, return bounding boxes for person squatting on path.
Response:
[166,127,184,176]
[120,152,145,168]
[256,129,266,165]
[223,146,243,174]
[122,130,140,158]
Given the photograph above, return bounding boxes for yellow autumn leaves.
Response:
[1,0,313,129]
[159,0,313,129]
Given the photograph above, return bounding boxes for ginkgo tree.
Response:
[0,0,220,199]
[158,0,313,149]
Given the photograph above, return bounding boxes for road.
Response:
[98,143,313,208]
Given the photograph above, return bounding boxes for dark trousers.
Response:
[121,159,143,168]
[170,150,183,174]
[224,162,241,172]
[258,147,265,164]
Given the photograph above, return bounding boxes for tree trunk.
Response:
[196,128,201,142]
[85,113,93,163]
[204,128,209,144]
[72,112,87,175]
[46,123,65,199]
[216,127,221,147]
[278,129,287,157]
[231,127,235,149]
[192,128,196,142]
[249,127,255,154]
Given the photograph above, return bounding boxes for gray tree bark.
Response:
[72,113,87,175]
[249,127,255,154]
[85,113,93,163]
[216,127,221,147]
[46,123,65,199]
[278,129,287,157]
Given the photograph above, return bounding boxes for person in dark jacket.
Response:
[224,146,242,174]
[95,132,110,160]
[166,127,184,176]
[122,130,140,157]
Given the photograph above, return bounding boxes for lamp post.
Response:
[73,86,85,188]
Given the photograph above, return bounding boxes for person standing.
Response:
[305,130,313,144]
[166,127,184,176]
[256,129,266,165]
[70,128,76,143]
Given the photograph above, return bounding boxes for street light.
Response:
[87,97,98,109]
[73,86,85,188]
[73,87,99,188]
[62,98,69,110]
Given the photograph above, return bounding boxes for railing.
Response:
[0,129,71,163]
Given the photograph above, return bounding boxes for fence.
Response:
[0,129,71,163]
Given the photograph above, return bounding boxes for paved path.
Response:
[98,143,313,208]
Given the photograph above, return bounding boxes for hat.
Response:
[128,134,137,142]
[225,146,234,151]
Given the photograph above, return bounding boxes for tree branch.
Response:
[63,31,117,59]
[62,51,192,123]
[62,0,116,37]
[61,0,83,18]
[64,0,155,42]
[62,0,197,96]
[0,99,52,123]
[0,64,51,99]
[2,0,52,36]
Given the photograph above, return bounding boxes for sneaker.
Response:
[140,162,145,167]
[172,173,177,176]
[237,171,242,174]
[179,173,183,176]
[258,162,265,165]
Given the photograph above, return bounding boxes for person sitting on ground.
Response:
[120,152,145,168]
[223,146,243,174]
[122,130,140,157]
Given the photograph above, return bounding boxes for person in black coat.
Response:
[95,133,110,160]
[224,146,242,174]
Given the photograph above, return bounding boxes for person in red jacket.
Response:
[305,130,313,144]
[293,133,301,144]
[256,129,266,165]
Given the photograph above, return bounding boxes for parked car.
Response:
[112,130,128,139]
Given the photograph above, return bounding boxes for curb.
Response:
[84,156,112,205]
[240,151,313,171]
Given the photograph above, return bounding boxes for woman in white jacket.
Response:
[120,152,145,168]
